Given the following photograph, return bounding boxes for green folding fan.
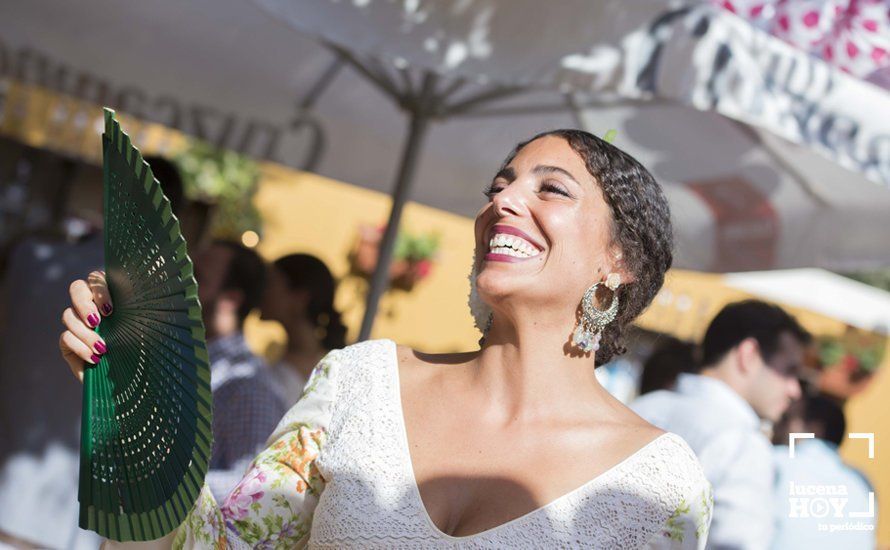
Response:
[78,108,213,541]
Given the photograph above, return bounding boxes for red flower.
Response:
[414,259,432,278]
[841,354,860,373]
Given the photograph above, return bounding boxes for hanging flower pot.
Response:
[818,358,875,399]
[349,224,438,291]
[816,334,884,399]
[390,258,434,291]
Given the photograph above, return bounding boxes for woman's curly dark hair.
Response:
[500,129,673,366]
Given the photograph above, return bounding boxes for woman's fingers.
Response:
[63,272,112,384]
[88,270,114,317]
[69,278,101,329]
[69,270,112,329]
[62,307,107,359]
[60,330,94,382]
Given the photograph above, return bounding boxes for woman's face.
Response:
[260,266,296,322]
[473,136,619,313]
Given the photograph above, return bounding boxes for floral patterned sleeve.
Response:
[644,475,714,550]
[174,350,341,550]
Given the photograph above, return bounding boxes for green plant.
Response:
[819,338,884,374]
[393,230,440,262]
[175,142,262,240]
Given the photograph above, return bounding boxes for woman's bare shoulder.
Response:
[608,414,666,449]
[598,392,668,451]
[623,407,667,440]
[591,378,662,429]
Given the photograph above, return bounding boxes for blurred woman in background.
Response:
[260,253,348,407]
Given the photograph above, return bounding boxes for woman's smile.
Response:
[485,224,544,262]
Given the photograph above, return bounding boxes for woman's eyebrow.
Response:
[493,167,516,182]
[533,165,580,186]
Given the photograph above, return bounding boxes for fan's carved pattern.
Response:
[78,110,212,542]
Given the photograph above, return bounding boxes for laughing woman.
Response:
[60,130,712,548]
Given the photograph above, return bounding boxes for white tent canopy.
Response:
[1,0,888,274]
[725,269,890,335]
[254,0,890,187]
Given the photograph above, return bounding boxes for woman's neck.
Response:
[471,311,609,423]
[281,317,327,378]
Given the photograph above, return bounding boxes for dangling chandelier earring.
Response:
[572,273,621,353]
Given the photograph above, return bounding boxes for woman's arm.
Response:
[176,353,339,548]
[59,275,341,548]
[98,354,340,550]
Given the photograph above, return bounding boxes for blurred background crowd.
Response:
[0,0,888,548]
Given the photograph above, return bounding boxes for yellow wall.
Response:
[637,269,859,341]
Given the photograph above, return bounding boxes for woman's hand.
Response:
[59,270,113,382]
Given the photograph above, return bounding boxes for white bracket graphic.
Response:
[788,432,814,458]
[848,433,875,459]
[849,492,876,518]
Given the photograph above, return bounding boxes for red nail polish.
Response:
[87,313,100,328]
[102,303,113,315]
[90,354,101,364]
[95,341,107,354]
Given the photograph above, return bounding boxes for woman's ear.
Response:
[607,248,633,285]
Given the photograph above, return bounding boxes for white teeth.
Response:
[487,232,541,258]
[491,247,529,258]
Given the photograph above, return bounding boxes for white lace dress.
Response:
[175,339,713,549]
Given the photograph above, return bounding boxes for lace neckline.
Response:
[383,338,675,541]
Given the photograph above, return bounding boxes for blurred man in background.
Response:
[632,300,810,550]
[771,395,876,550]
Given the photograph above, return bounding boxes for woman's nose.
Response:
[492,184,526,218]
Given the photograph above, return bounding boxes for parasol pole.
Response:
[319,44,534,340]
[358,72,437,341]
